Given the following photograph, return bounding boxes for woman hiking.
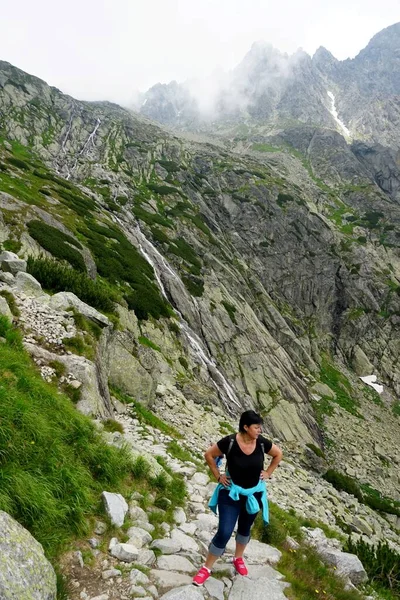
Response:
[192,410,282,586]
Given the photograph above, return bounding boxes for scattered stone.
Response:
[109,543,139,562]
[101,491,128,527]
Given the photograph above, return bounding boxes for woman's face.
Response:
[244,423,262,439]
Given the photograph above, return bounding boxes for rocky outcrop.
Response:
[0,511,57,600]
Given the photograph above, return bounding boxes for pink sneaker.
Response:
[233,557,248,576]
[192,566,211,586]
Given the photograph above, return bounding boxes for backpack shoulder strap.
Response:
[226,433,236,458]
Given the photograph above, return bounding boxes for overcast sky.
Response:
[0,0,398,105]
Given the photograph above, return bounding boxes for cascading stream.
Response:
[66,118,101,179]
[114,216,242,413]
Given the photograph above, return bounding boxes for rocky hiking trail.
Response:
[61,410,369,600]
[63,412,287,600]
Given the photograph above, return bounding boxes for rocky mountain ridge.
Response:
[139,23,400,151]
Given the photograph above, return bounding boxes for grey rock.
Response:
[109,542,139,562]
[101,568,121,579]
[101,491,128,526]
[156,554,196,573]
[129,568,150,585]
[15,272,42,296]
[0,510,57,600]
[137,549,157,566]
[0,251,26,274]
[159,584,204,599]
[46,292,110,327]
[0,271,15,284]
[151,538,182,554]
[317,548,368,584]
[204,577,225,600]
[0,296,13,320]
[150,570,193,590]
[127,526,152,548]
[228,576,288,599]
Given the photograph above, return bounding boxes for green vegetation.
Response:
[393,402,400,417]
[182,274,204,297]
[277,192,294,208]
[320,359,362,418]
[27,220,86,272]
[132,204,173,228]
[56,187,96,216]
[156,159,180,173]
[346,538,400,596]
[112,388,182,438]
[324,470,400,517]
[166,440,201,466]
[103,419,124,434]
[306,443,325,459]
[27,256,116,313]
[0,316,134,558]
[251,143,280,153]
[178,356,188,370]
[48,360,66,378]
[168,238,202,273]
[63,334,95,360]
[221,300,237,324]
[359,483,400,517]
[138,335,161,352]
[77,219,170,320]
[147,182,180,196]
[323,469,363,502]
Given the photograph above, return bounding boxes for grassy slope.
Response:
[0,316,134,558]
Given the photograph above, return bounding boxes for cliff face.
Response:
[0,58,400,505]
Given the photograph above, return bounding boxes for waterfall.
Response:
[115,217,242,413]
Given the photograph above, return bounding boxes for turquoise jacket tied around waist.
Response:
[208,479,269,524]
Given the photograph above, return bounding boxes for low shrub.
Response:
[306,443,325,459]
[103,419,124,434]
[124,286,170,321]
[178,356,188,370]
[27,220,85,272]
[6,156,31,170]
[345,537,400,594]
[147,182,179,196]
[26,256,116,313]
[323,469,363,502]
[182,274,204,297]
[221,300,237,324]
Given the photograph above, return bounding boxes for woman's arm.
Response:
[260,443,283,480]
[204,443,224,481]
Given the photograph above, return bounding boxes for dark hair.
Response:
[239,410,263,432]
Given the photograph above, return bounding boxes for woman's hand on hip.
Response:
[218,473,231,488]
[260,470,270,481]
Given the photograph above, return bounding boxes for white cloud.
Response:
[0,0,398,105]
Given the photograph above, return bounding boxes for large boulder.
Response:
[317,547,368,585]
[43,292,110,327]
[0,510,57,600]
[15,272,43,297]
[0,251,27,275]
